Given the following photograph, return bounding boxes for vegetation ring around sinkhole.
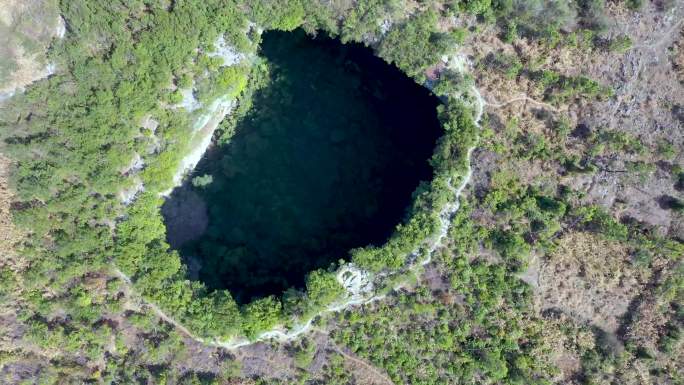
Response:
[164,29,447,305]
[111,22,480,344]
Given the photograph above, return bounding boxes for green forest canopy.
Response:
[0,0,634,342]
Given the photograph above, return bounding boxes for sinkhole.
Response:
[162,29,442,304]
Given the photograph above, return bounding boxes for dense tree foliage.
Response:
[1,0,680,383]
[378,10,457,81]
[0,0,474,343]
[332,204,556,385]
[1,0,260,342]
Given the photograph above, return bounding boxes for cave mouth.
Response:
[162,29,443,304]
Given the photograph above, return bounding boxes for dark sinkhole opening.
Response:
[162,29,442,304]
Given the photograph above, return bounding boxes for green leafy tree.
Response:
[305,269,344,308]
[241,296,283,339]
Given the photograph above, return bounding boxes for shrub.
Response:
[378,11,453,81]
[305,269,344,308]
[484,52,524,79]
[607,34,633,53]
[657,140,677,160]
[191,174,213,188]
[575,206,629,241]
[241,296,283,339]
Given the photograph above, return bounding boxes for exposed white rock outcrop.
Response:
[118,115,161,204]
[162,36,252,194]
[55,15,66,39]
[167,96,236,192]
[442,53,469,73]
[120,153,144,176]
[0,90,15,102]
[140,115,160,133]
[177,87,201,112]
[379,19,392,35]
[209,35,246,66]
[119,178,144,205]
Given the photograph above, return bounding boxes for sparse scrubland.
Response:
[0,0,681,384]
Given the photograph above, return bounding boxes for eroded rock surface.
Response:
[0,0,63,99]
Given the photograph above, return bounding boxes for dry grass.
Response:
[538,314,596,383]
[549,232,633,286]
[537,232,642,332]
[0,154,23,268]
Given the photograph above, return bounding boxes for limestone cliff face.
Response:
[0,0,63,100]
[162,36,254,195]
[127,37,254,204]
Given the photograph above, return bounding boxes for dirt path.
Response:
[330,343,395,385]
[629,17,683,51]
[484,93,559,112]
[111,268,197,338]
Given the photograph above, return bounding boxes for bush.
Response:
[484,52,524,79]
[378,11,452,81]
[305,269,344,308]
[657,140,677,160]
[241,296,282,339]
[245,0,305,31]
[191,174,213,188]
[625,0,644,10]
[293,338,317,368]
[575,206,629,240]
[533,70,613,104]
[490,230,531,271]
[659,195,684,213]
[607,34,633,53]
[575,0,609,31]
[493,0,578,38]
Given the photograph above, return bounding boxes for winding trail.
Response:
[112,268,197,338]
[628,16,683,51]
[114,83,486,350]
[329,344,396,385]
[484,93,558,112]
